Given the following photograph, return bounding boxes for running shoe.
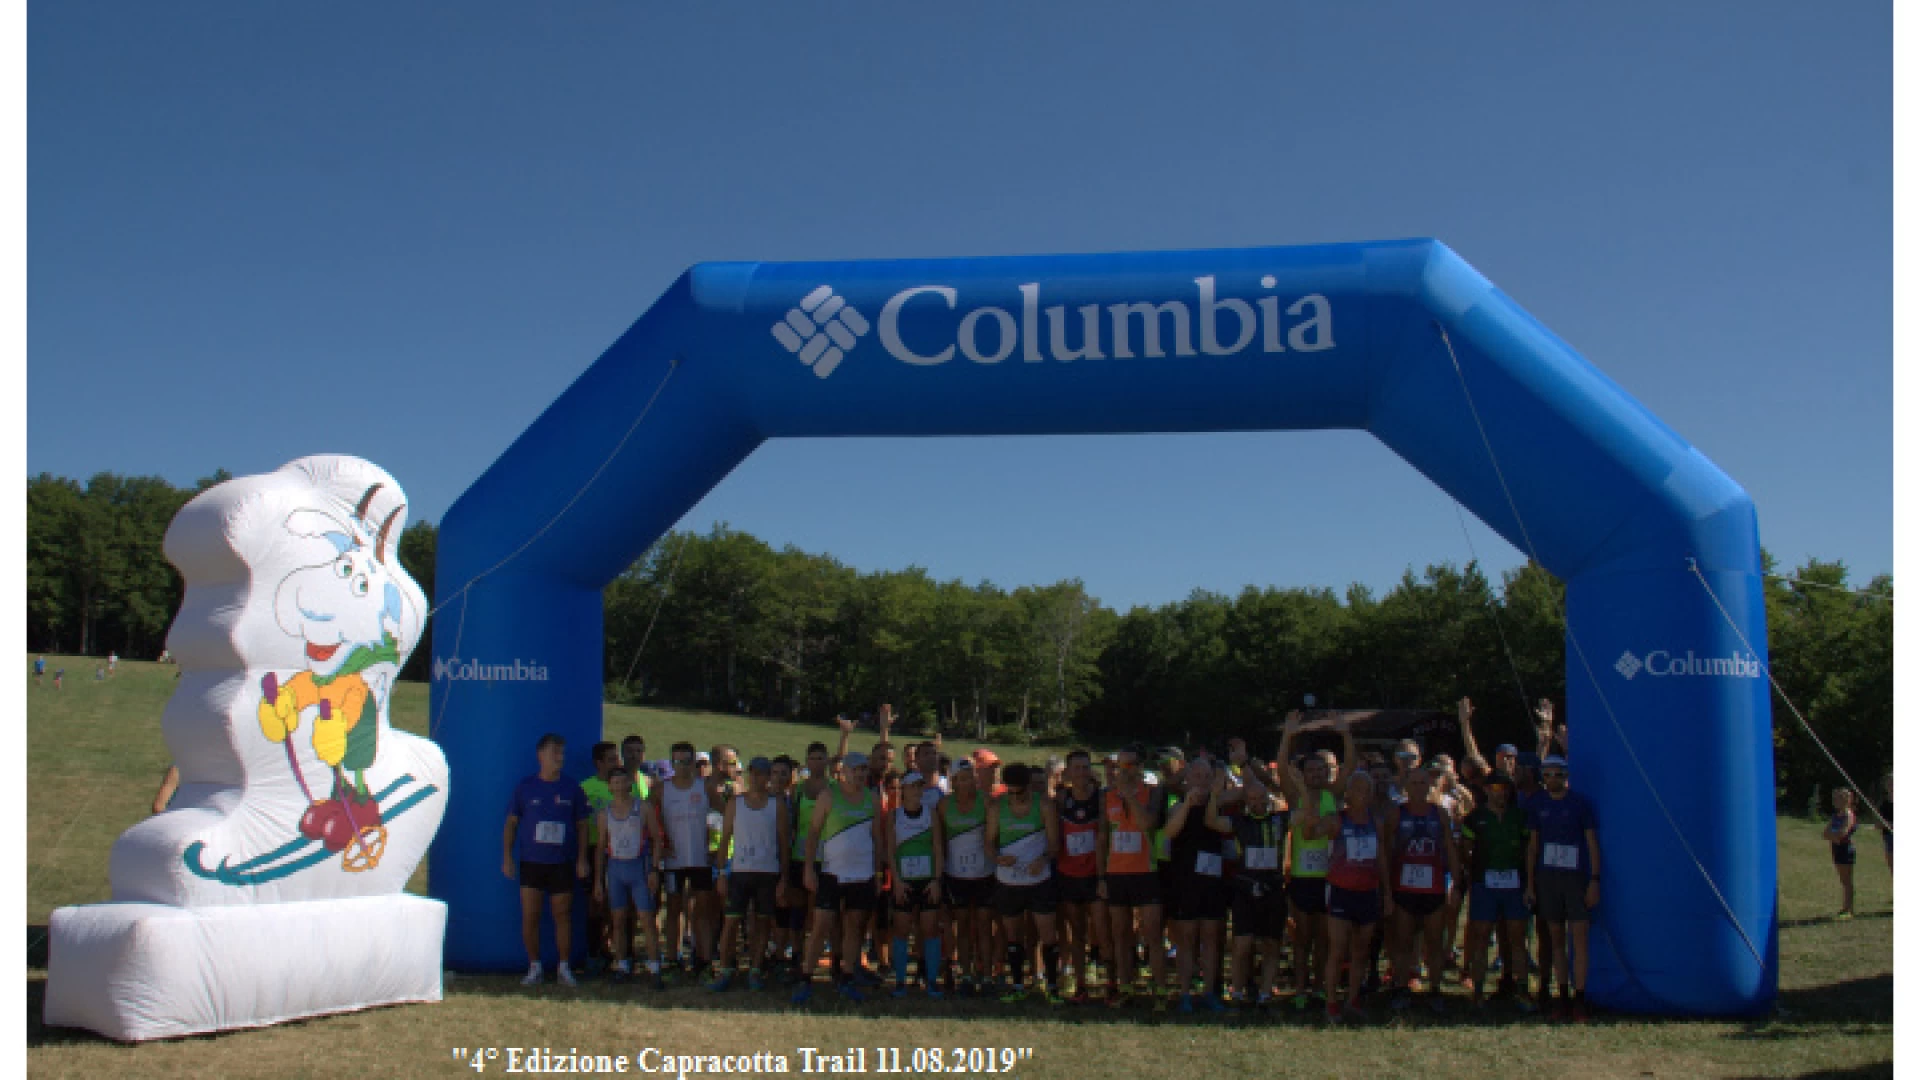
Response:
[1044,986,1066,1007]
[1067,988,1089,1006]
[520,964,544,987]
[1325,1001,1344,1024]
[791,981,813,1005]
[1201,993,1226,1014]
[707,971,733,993]
[927,989,946,1002]
[556,965,578,988]
[1153,992,1171,1013]
[1837,911,1855,921]
[891,985,910,1000]
[747,969,766,992]
[1570,999,1590,1023]
[838,981,866,1004]
[650,971,665,991]
[1390,988,1413,1011]
[851,967,882,988]
[1256,991,1275,1007]
[1427,993,1447,1015]
[999,986,1031,1005]
[1177,993,1195,1014]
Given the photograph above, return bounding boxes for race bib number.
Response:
[1244,846,1279,871]
[1195,852,1223,878]
[736,839,763,863]
[952,850,984,876]
[1065,831,1097,857]
[1399,863,1434,890]
[1111,831,1144,855]
[1344,835,1377,863]
[901,855,933,880]
[1543,842,1580,870]
[1484,869,1521,890]
[1298,848,1329,875]
[1221,838,1239,861]
[534,821,566,846]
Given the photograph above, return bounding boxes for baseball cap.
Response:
[971,748,1001,767]
[1541,754,1569,770]
[902,771,926,785]
[748,756,771,773]
[695,751,711,763]
[1159,747,1186,763]
[952,758,974,772]
[1495,743,1519,757]
[843,751,870,768]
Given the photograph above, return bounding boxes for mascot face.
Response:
[271,498,422,680]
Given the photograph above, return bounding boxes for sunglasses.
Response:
[1542,770,1568,779]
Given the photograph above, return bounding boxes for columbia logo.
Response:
[771,286,870,379]
[1614,651,1643,680]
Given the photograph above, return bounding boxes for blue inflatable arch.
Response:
[432,239,1776,1015]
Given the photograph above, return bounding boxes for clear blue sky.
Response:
[28,3,1890,611]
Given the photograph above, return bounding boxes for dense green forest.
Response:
[26,470,1891,807]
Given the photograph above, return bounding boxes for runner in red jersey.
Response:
[1387,766,1459,1013]
[1318,770,1392,1023]
[1055,750,1105,1003]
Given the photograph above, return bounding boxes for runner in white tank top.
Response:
[730,794,782,874]
[661,772,712,869]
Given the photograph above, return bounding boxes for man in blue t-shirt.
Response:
[503,733,591,987]
[1523,754,1599,1020]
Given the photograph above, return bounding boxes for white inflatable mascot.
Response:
[45,456,449,1040]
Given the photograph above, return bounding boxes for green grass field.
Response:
[26,658,1894,1078]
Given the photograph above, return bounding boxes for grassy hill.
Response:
[25,657,1893,1077]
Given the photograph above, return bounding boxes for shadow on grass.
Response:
[440,969,1897,1032]
[1785,1065,1893,1079]
[27,924,48,969]
[1780,911,1893,930]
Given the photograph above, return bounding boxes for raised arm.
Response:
[1203,770,1233,834]
[1533,700,1555,758]
[1276,713,1307,802]
[1458,697,1481,762]
[835,714,854,760]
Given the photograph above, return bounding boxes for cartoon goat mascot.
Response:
[43,456,450,1042]
[258,483,410,865]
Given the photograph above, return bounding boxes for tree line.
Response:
[25,470,1890,808]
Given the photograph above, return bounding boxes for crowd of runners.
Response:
[503,698,1614,1022]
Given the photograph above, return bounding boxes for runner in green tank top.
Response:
[885,771,946,1000]
[940,763,995,996]
[782,740,834,985]
[1276,709,1356,1009]
[986,764,1061,1004]
[795,752,881,1004]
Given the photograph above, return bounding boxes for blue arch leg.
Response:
[430,580,603,972]
[1567,567,1777,1016]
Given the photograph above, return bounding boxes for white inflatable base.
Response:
[43,894,446,1041]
